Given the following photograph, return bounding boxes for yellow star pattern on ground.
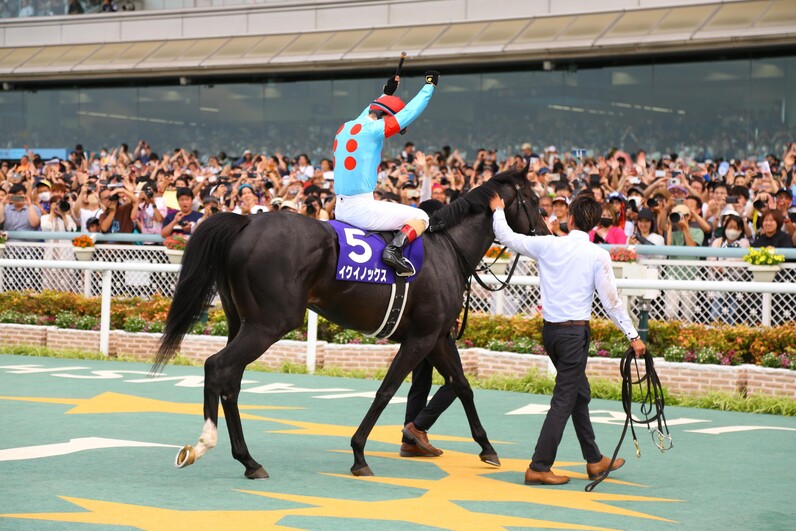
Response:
[0,497,306,531]
[322,450,680,520]
[0,391,682,530]
[0,392,298,419]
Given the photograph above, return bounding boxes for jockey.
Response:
[333,70,440,276]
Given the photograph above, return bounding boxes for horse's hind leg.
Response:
[350,336,435,476]
[176,322,280,479]
[429,334,500,467]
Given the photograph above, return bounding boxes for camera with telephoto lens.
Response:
[753,199,766,211]
[305,201,317,215]
[144,187,154,198]
[58,199,71,213]
[669,212,681,224]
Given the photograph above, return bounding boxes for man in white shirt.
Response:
[489,192,646,486]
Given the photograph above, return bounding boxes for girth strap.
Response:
[365,275,409,339]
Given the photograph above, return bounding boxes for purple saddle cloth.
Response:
[328,220,424,284]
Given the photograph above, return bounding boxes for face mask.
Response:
[599,218,613,228]
[724,229,741,241]
[39,192,51,202]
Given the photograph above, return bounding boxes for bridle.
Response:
[442,181,541,339]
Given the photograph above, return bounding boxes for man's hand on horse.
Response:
[489,193,505,212]
[383,75,400,95]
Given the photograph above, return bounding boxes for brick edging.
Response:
[1,324,793,399]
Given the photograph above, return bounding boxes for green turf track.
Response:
[0,354,794,530]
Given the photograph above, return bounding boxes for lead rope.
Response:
[585,346,672,492]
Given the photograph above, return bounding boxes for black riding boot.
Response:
[383,232,416,276]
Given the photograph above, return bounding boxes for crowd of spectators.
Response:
[2,138,794,323]
[2,139,795,249]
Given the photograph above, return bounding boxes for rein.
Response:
[585,346,672,492]
[442,184,536,340]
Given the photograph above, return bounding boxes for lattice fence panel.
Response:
[0,242,178,299]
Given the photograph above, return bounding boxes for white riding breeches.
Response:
[335,193,429,231]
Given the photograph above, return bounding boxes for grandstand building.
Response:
[0,0,794,160]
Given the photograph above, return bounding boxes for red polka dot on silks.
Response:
[337,124,345,134]
[344,156,357,170]
[346,139,358,152]
[350,124,362,135]
[333,139,338,151]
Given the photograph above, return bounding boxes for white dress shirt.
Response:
[493,209,638,340]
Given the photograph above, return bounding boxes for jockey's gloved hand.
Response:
[425,71,440,87]
[383,76,399,95]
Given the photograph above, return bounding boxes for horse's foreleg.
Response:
[430,336,500,467]
[350,337,434,476]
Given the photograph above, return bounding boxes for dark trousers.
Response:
[530,323,602,471]
[402,335,458,443]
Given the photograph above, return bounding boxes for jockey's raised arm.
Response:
[333,70,440,277]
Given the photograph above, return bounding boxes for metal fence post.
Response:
[100,270,111,355]
[306,310,318,373]
[637,299,650,342]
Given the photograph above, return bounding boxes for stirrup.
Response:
[394,259,416,277]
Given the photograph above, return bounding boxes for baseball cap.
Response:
[538,167,550,175]
[270,197,283,208]
[280,200,297,211]
[552,196,568,204]
[637,208,655,221]
[775,187,793,198]
[521,143,532,151]
[607,192,626,202]
[668,184,688,195]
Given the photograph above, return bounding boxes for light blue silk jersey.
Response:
[333,84,434,197]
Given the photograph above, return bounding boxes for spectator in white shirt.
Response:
[489,192,646,487]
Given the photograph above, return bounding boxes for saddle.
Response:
[328,220,424,285]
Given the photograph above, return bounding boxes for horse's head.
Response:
[490,164,550,237]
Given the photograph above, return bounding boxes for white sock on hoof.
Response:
[194,418,218,459]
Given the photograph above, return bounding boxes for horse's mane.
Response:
[428,166,525,232]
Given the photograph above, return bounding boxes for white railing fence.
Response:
[470,257,796,327]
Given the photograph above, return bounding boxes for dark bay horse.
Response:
[153,165,549,479]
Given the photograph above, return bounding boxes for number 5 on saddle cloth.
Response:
[329,220,425,340]
[329,220,424,284]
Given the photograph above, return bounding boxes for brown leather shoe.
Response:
[399,442,440,458]
[524,467,570,486]
[586,455,625,479]
[401,422,443,456]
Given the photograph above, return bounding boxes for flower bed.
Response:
[0,292,794,370]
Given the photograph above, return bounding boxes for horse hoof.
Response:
[351,466,374,477]
[480,454,501,467]
[245,467,269,480]
[175,445,196,468]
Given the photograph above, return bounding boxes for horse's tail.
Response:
[152,213,251,372]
